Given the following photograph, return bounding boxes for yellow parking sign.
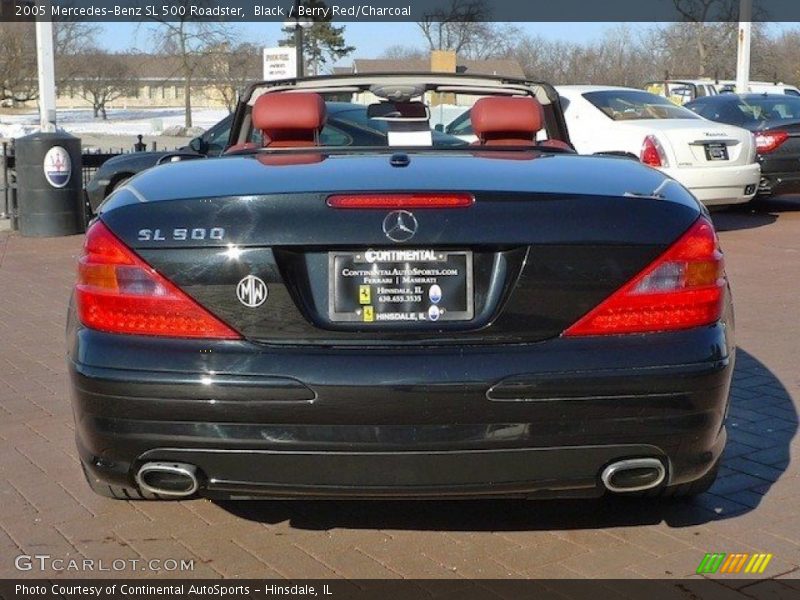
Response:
[363,306,374,322]
[359,285,371,304]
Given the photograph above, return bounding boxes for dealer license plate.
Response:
[328,249,474,324]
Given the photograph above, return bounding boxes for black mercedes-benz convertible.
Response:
[68,74,734,501]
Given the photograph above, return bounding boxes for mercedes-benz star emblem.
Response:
[382,210,418,242]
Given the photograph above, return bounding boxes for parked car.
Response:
[686,93,800,197]
[557,85,760,207]
[70,73,733,502]
[84,114,234,213]
[644,79,720,105]
[441,109,477,142]
[85,104,466,213]
[716,80,800,96]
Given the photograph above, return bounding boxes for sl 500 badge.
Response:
[138,228,225,242]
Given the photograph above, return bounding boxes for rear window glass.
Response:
[583,90,700,120]
[734,96,800,122]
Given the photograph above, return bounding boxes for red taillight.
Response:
[76,222,240,339]
[564,217,725,336]
[754,130,788,154]
[640,135,668,168]
[327,193,474,209]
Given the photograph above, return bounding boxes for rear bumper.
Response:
[69,317,734,499]
[757,169,800,197]
[664,163,760,206]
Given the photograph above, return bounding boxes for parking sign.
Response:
[263,47,297,81]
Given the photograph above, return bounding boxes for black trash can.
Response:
[15,132,84,237]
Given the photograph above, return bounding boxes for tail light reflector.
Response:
[754,130,788,154]
[640,135,669,168]
[564,217,725,336]
[76,221,240,339]
[327,193,474,209]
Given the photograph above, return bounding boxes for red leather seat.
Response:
[471,96,574,152]
[471,96,543,146]
[253,92,327,148]
[537,139,574,151]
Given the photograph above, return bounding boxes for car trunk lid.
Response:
[99,152,701,346]
[621,119,755,168]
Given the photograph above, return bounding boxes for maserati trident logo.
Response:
[382,210,418,242]
[236,275,268,308]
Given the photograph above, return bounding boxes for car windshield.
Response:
[583,90,701,121]
[733,96,800,122]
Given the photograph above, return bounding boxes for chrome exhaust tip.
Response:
[135,462,199,497]
[601,458,666,493]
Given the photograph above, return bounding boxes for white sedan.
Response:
[557,85,760,207]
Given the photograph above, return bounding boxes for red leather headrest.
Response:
[252,92,327,147]
[471,97,544,146]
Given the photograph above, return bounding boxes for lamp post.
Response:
[35,0,56,132]
[735,0,753,93]
[282,0,314,78]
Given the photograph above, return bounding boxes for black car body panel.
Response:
[71,321,731,498]
[99,153,699,346]
[70,76,732,500]
[749,121,800,196]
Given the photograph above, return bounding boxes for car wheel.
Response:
[109,175,131,194]
[80,461,158,500]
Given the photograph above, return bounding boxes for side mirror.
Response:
[434,124,444,132]
[188,137,208,154]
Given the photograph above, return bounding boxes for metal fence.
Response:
[1,137,170,228]
[1,142,17,223]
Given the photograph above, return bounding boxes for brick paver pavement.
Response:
[0,199,798,593]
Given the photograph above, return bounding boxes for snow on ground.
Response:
[1,104,470,142]
[0,107,229,140]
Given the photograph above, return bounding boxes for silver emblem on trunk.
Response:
[382,210,418,242]
[236,275,268,308]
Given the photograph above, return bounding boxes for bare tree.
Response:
[754,27,800,84]
[670,0,740,77]
[145,1,233,127]
[416,0,489,55]
[0,20,97,106]
[380,45,427,60]
[415,0,520,62]
[73,51,139,119]
[459,23,522,60]
[202,42,261,113]
[54,21,102,89]
[0,23,37,105]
